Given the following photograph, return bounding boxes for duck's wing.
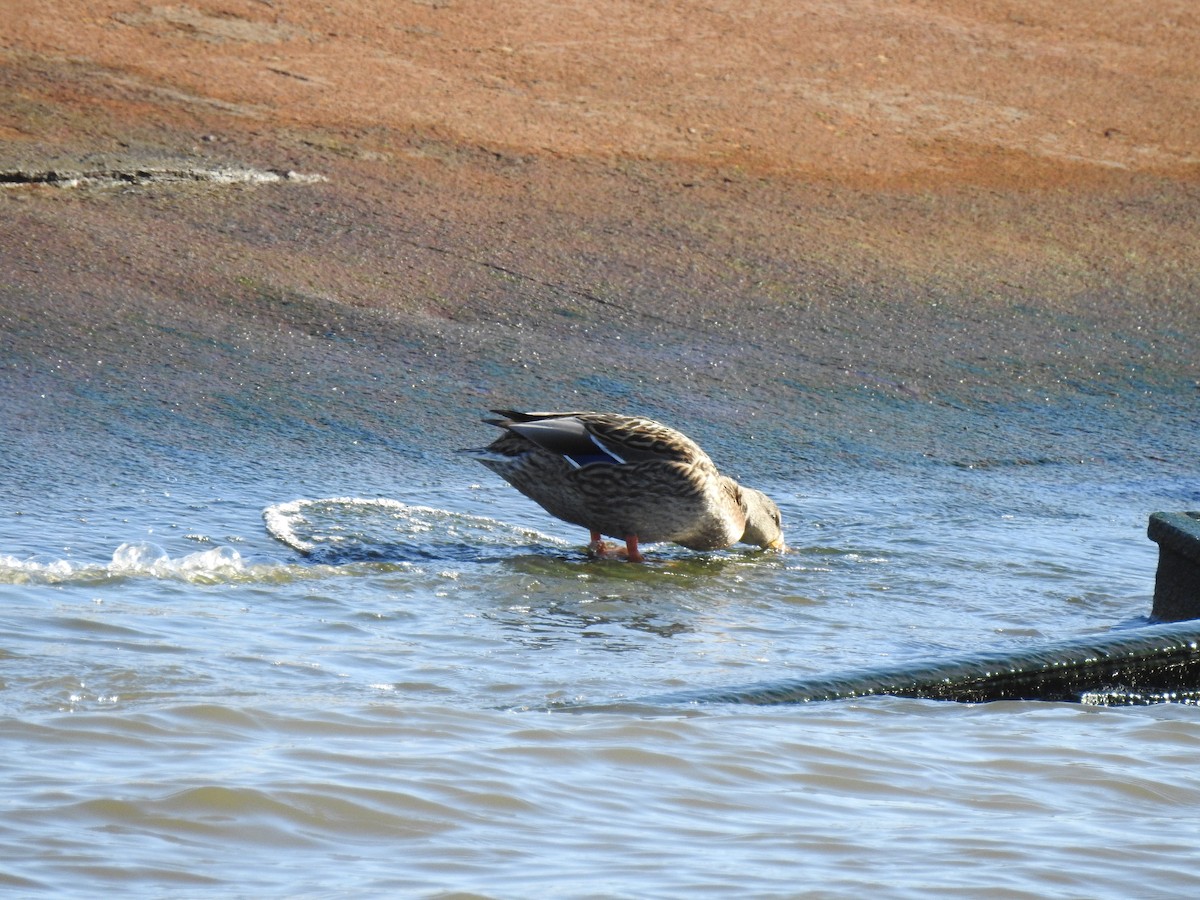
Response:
[488,409,591,424]
[490,411,709,469]
[504,415,617,468]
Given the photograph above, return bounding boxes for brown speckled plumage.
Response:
[467,410,785,560]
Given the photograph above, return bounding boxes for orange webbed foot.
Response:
[587,532,644,562]
[587,531,614,558]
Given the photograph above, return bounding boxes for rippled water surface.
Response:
[3,351,1200,896]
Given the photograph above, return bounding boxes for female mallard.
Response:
[467,410,785,561]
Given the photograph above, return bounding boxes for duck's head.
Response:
[738,486,786,552]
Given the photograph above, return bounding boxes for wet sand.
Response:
[3,1,1198,472]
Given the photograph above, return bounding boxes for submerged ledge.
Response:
[633,621,1200,707]
[565,514,1200,710]
[0,166,327,189]
[550,621,1200,711]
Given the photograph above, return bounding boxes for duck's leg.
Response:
[623,534,644,563]
[588,530,609,557]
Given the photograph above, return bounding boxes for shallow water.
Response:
[3,331,1200,896]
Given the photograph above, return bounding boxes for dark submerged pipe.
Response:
[636,621,1200,706]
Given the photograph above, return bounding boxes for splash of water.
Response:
[263,497,569,563]
[0,541,249,585]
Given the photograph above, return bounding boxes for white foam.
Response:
[263,498,321,553]
[0,542,253,586]
[1,499,568,586]
[0,553,90,584]
[111,541,249,582]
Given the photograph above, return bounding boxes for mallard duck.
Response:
[467,409,786,561]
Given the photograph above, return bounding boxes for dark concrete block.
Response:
[1148,512,1200,622]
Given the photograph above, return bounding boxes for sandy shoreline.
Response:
[2,1,1198,471]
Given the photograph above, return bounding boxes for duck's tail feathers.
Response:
[458,447,509,463]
